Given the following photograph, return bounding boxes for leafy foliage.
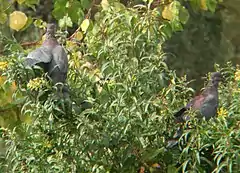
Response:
[1,0,240,173]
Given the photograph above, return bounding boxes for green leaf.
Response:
[68,0,84,24]
[81,0,91,9]
[19,17,33,31]
[141,147,165,162]
[171,20,183,32]
[24,0,40,10]
[189,0,200,12]
[170,1,181,17]
[167,164,178,173]
[182,159,190,172]
[81,19,90,33]
[59,16,73,28]
[113,2,125,11]
[33,19,47,29]
[101,0,110,10]
[178,5,189,24]
[160,22,173,39]
[0,12,7,24]
[52,0,68,20]
[207,0,217,12]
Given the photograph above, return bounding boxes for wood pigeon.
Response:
[24,23,69,96]
[167,72,222,148]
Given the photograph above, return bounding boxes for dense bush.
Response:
[1,0,239,173]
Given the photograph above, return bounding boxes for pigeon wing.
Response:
[174,95,206,122]
[51,45,68,73]
[24,46,52,67]
[47,45,68,84]
[199,94,218,119]
[186,95,205,109]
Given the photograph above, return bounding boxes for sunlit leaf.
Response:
[19,17,33,31]
[101,0,110,10]
[200,0,208,10]
[162,5,174,21]
[38,34,47,45]
[16,0,26,4]
[75,31,84,40]
[34,19,47,29]
[9,11,28,31]
[59,16,73,28]
[80,19,90,32]
[162,1,181,21]
[206,0,217,12]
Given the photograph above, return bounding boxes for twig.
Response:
[68,0,95,40]
[20,41,40,47]
[3,1,15,12]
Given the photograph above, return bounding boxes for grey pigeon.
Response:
[167,72,222,148]
[24,23,68,89]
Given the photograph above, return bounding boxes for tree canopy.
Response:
[0,0,240,172]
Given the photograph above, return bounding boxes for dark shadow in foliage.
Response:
[163,2,224,91]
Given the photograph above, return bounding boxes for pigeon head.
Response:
[45,23,56,38]
[210,72,222,87]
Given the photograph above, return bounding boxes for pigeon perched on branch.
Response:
[24,23,68,96]
[167,72,222,148]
